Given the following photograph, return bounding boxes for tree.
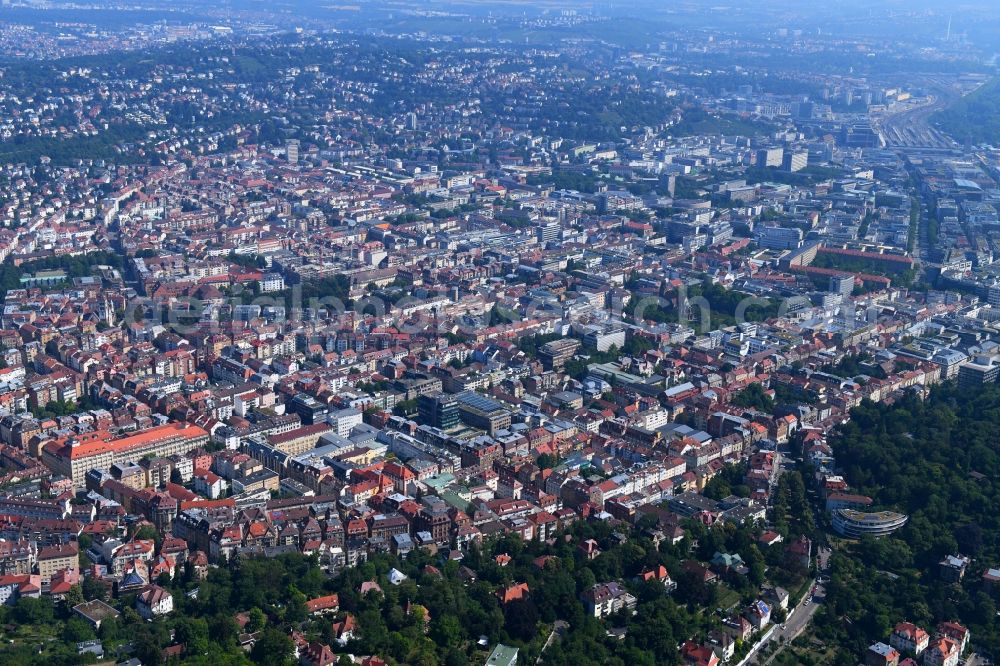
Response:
[99,617,120,642]
[122,606,143,626]
[250,627,294,666]
[537,453,557,470]
[62,616,95,643]
[809,384,1000,659]
[503,598,540,642]
[134,628,164,666]
[444,650,470,666]
[208,613,242,651]
[83,575,108,601]
[284,589,308,623]
[246,607,267,632]
[176,617,211,656]
[134,524,162,549]
[64,584,85,608]
[14,596,54,624]
[731,383,775,412]
[430,614,463,650]
[393,399,419,417]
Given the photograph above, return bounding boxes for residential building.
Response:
[581,582,637,618]
[136,585,173,619]
[41,423,209,488]
[890,622,929,656]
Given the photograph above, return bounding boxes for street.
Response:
[535,620,569,664]
[754,444,831,666]
[965,653,992,666]
[757,571,826,666]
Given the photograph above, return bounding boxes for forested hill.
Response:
[812,384,1000,660]
[932,77,1000,146]
[833,385,1000,567]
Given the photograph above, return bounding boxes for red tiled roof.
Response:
[46,422,207,460]
[305,594,340,614]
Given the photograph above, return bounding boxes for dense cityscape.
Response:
[1,1,1000,665]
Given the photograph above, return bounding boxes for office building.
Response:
[957,356,1000,391]
[288,393,329,425]
[782,150,808,172]
[829,274,855,296]
[597,190,644,213]
[987,283,1000,307]
[538,338,581,371]
[536,221,561,244]
[841,123,880,148]
[456,392,511,435]
[417,393,460,430]
[328,408,363,438]
[756,147,784,168]
[831,509,908,538]
[756,226,803,250]
[583,327,626,352]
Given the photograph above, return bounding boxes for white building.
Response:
[327,408,363,438]
[756,225,802,250]
[581,582,637,618]
[136,585,173,619]
[260,273,285,293]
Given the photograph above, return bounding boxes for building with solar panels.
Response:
[456,392,511,435]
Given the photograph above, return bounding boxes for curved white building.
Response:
[832,509,908,538]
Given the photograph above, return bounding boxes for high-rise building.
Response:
[987,283,1000,307]
[286,139,300,165]
[783,150,808,172]
[406,113,418,131]
[536,221,561,244]
[417,393,460,430]
[756,147,784,168]
[829,274,855,296]
[792,101,815,120]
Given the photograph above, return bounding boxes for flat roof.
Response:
[73,599,120,622]
[486,644,519,666]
